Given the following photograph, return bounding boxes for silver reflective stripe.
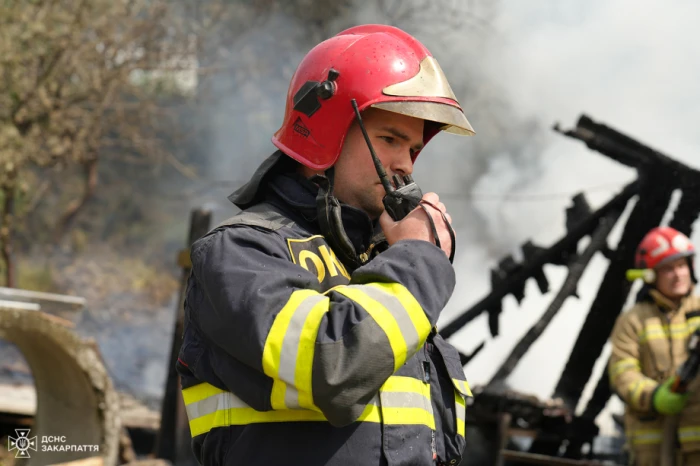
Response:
[455,399,465,423]
[351,285,420,351]
[679,428,700,442]
[277,294,327,408]
[186,391,248,420]
[380,391,433,413]
[186,388,434,421]
[631,431,662,444]
[453,379,471,397]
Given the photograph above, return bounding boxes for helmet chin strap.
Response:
[312,167,364,271]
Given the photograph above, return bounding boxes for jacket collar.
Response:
[265,171,377,257]
[646,287,695,313]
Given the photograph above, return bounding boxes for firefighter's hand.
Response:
[380,192,454,258]
[653,376,689,415]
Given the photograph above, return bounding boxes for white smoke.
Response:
[438,0,700,435]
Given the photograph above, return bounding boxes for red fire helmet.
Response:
[271,24,475,170]
[635,226,695,270]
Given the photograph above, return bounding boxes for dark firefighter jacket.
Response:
[176,162,472,466]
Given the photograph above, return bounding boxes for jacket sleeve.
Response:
[608,311,657,413]
[189,224,456,427]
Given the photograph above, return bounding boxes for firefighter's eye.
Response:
[380,136,396,145]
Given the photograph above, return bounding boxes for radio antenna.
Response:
[351,99,395,195]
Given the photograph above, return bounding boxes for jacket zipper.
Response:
[359,243,376,263]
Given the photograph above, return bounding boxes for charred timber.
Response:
[466,388,572,431]
[554,114,700,180]
[440,181,639,339]
[487,211,620,390]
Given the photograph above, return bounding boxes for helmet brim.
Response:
[655,251,695,269]
[371,101,475,136]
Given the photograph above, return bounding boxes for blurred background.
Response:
[1,0,699,464]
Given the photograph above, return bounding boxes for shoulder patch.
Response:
[287,235,351,289]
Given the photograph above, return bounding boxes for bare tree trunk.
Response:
[0,167,18,288]
[54,158,98,243]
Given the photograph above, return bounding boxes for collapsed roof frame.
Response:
[440,114,700,459]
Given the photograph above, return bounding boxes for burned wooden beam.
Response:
[552,172,674,410]
[458,341,486,366]
[440,181,639,339]
[487,211,620,390]
[669,183,700,237]
[155,208,212,466]
[552,361,616,459]
[553,114,691,173]
[582,361,614,422]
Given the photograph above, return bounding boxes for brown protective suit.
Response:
[609,288,700,465]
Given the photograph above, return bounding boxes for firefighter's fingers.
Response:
[419,203,454,257]
[421,193,447,214]
[421,192,440,205]
[381,193,455,258]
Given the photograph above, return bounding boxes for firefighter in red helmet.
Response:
[610,226,700,465]
[177,25,474,465]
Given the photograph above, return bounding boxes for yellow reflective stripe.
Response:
[609,358,641,381]
[629,429,662,445]
[190,405,327,437]
[181,382,225,405]
[263,290,325,409]
[381,375,427,393]
[639,316,700,343]
[366,282,431,345]
[628,378,656,407]
[679,426,700,443]
[378,375,435,429]
[182,375,436,437]
[333,286,409,371]
[452,378,473,397]
[455,391,466,437]
[294,297,330,410]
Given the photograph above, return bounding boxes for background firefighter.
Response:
[609,226,700,465]
[176,25,476,465]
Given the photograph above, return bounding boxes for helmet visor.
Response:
[372,100,475,136]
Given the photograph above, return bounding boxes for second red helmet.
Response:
[271,24,475,170]
[635,226,695,270]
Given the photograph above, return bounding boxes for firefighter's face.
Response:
[656,257,693,300]
[333,108,424,219]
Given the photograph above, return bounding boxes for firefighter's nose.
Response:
[390,153,413,177]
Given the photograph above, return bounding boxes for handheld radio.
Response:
[350,99,456,262]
